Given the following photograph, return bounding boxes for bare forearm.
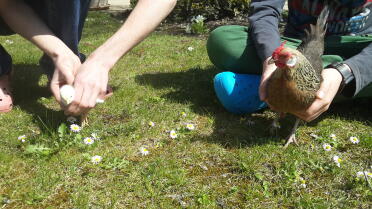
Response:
[88,0,177,71]
[0,0,73,59]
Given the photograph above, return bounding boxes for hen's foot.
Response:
[284,133,298,148]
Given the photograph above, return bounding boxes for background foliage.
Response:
[130,0,251,21]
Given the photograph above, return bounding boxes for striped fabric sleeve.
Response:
[248,0,286,62]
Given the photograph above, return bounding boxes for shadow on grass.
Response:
[12,64,66,136]
[136,66,372,148]
[135,66,278,148]
[324,98,372,122]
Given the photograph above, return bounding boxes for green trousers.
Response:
[207,25,372,99]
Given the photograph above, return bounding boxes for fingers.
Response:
[50,71,62,104]
[260,59,277,102]
[64,84,107,116]
[65,83,84,116]
[50,82,61,104]
[64,71,75,86]
[293,89,331,122]
[294,101,329,122]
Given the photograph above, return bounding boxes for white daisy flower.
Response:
[18,135,27,143]
[170,130,178,139]
[185,123,195,131]
[83,137,94,145]
[148,121,155,127]
[349,136,359,144]
[187,46,194,52]
[329,134,337,141]
[299,177,306,188]
[356,171,372,178]
[91,155,102,164]
[70,124,81,133]
[332,155,342,167]
[139,147,149,156]
[193,15,206,23]
[91,133,100,140]
[67,116,77,123]
[323,143,332,151]
[5,40,13,44]
[367,172,372,178]
[356,171,365,178]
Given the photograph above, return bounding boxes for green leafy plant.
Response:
[186,15,208,34]
[130,0,250,21]
[24,144,52,156]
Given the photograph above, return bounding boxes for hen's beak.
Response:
[268,57,275,65]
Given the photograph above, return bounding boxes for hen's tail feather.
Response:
[316,5,330,37]
[304,5,329,41]
[298,5,329,56]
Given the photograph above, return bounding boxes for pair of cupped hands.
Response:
[259,57,343,122]
[49,52,109,116]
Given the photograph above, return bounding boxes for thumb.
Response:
[316,89,325,100]
[64,71,75,86]
[315,78,331,100]
[259,80,267,101]
[50,80,61,104]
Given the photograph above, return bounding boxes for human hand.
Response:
[50,52,81,105]
[290,68,342,122]
[259,57,277,102]
[64,59,110,116]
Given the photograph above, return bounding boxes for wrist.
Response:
[327,62,354,94]
[323,68,343,87]
[49,46,77,62]
[85,54,112,74]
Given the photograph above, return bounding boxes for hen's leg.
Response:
[270,112,285,135]
[284,118,300,148]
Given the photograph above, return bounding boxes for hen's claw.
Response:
[284,133,298,148]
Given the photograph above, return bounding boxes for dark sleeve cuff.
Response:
[343,60,362,97]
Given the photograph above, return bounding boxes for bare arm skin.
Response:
[65,0,177,116]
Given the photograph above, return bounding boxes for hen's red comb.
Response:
[272,41,287,59]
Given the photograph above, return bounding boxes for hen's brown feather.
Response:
[267,48,319,113]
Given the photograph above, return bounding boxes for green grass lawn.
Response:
[0,12,371,208]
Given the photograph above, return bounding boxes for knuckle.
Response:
[80,103,89,109]
[305,110,313,116]
[323,104,330,111]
